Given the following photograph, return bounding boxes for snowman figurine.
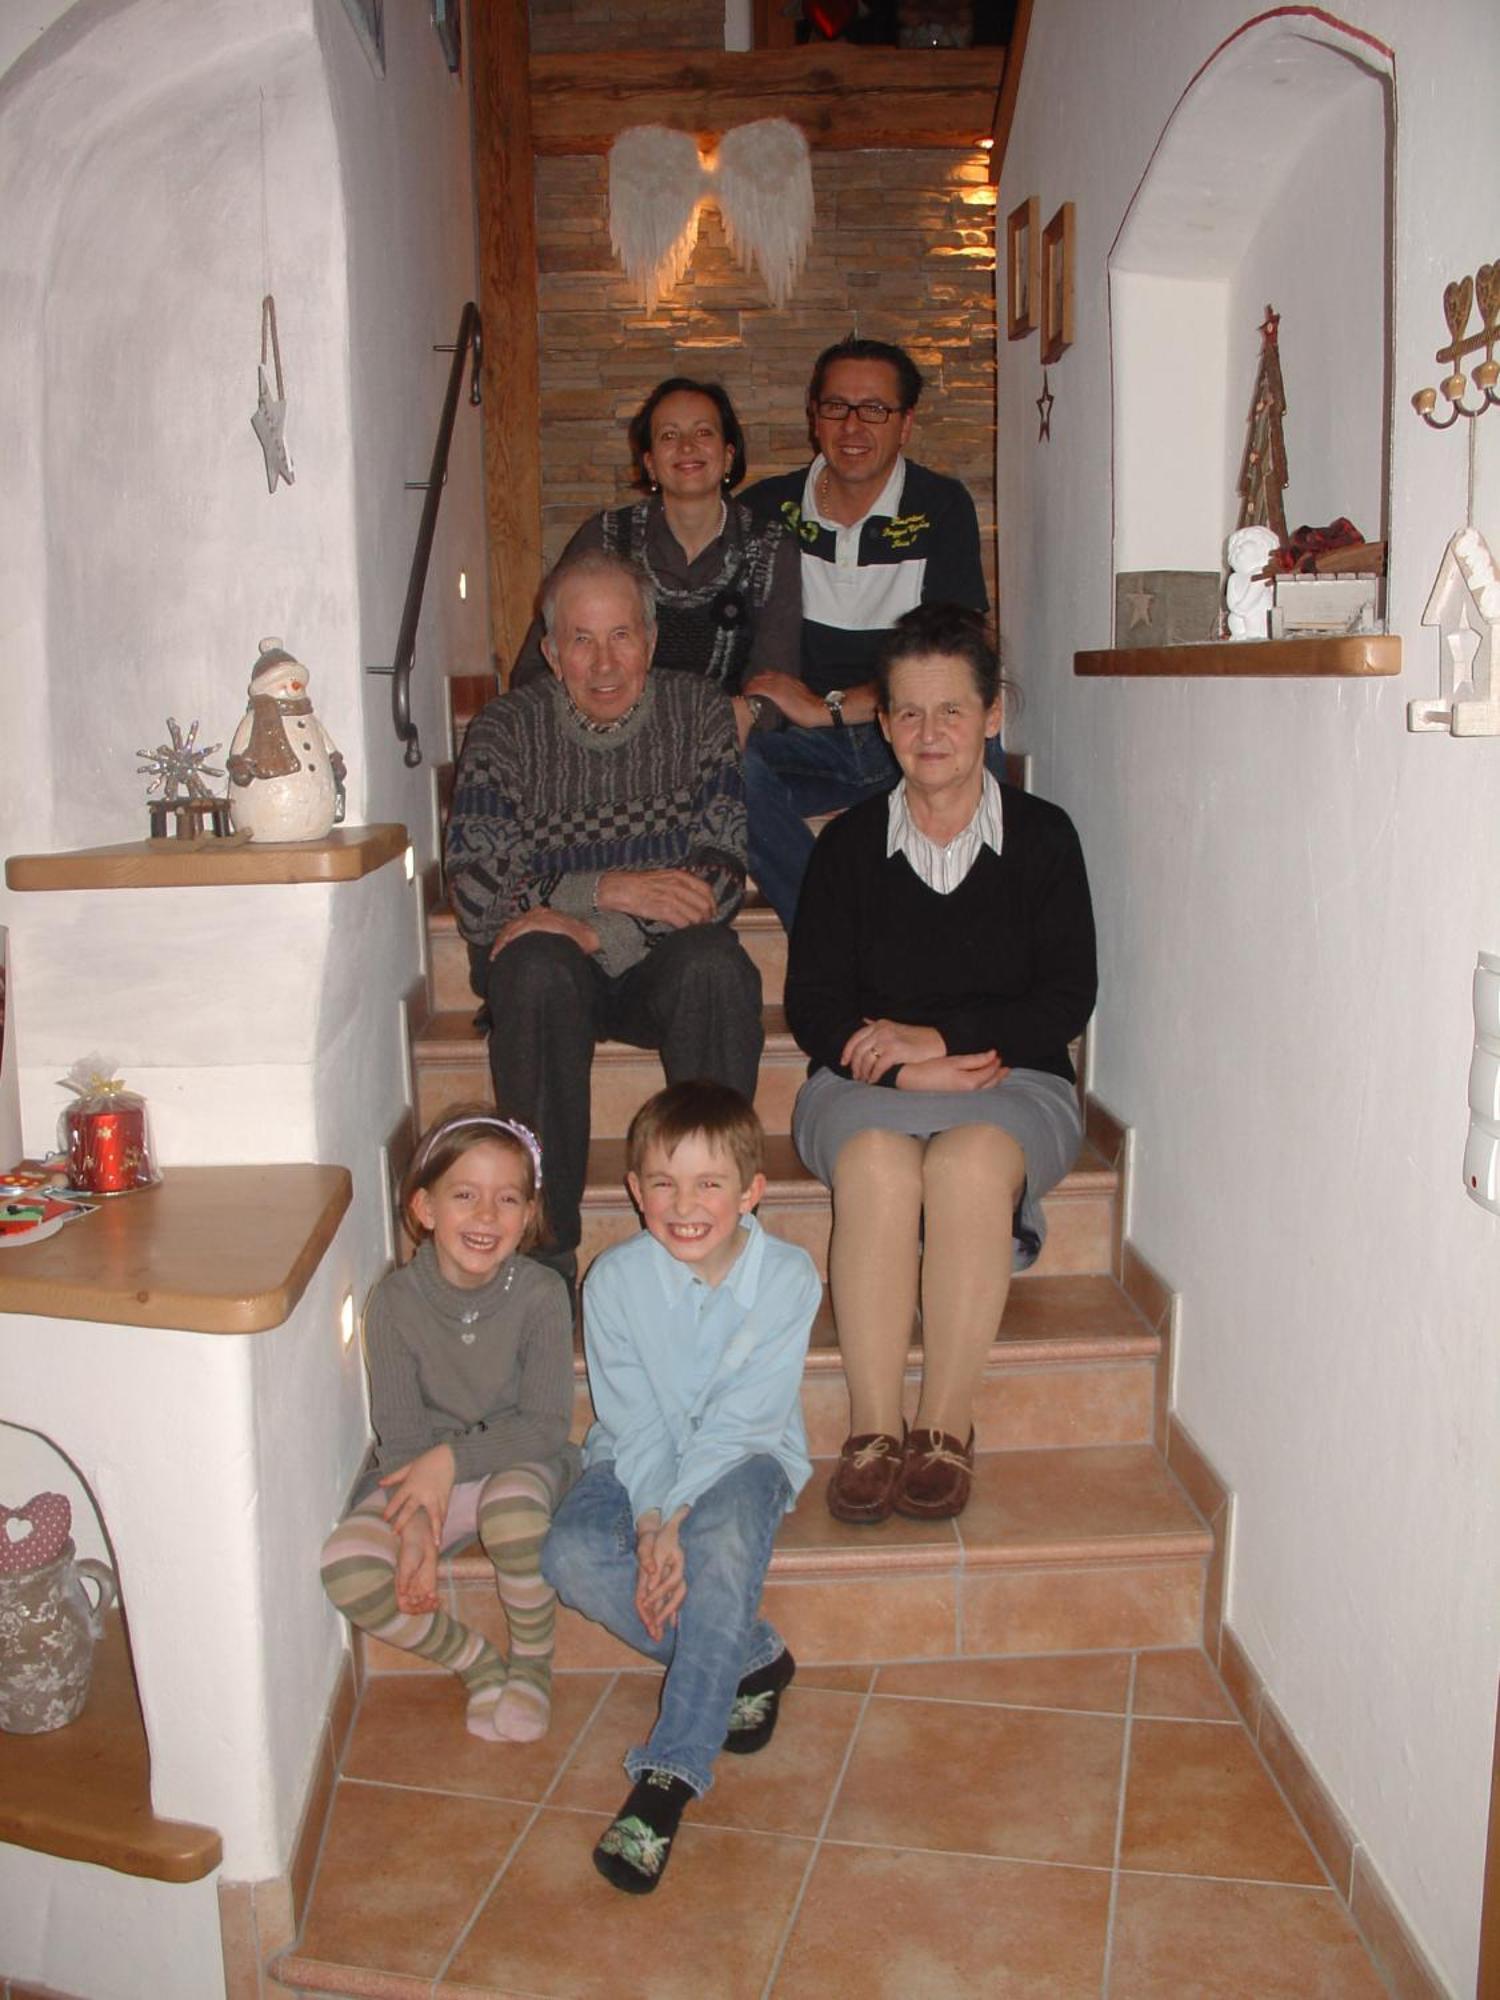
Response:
[226,638,346,841]
[1225,525,1282,640]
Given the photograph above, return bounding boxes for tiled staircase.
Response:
[388,677,1212,1677]
[268,680,1401,2000]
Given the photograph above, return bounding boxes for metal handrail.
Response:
[373,302,482,768]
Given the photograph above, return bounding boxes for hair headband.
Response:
[414,1114,544,1190]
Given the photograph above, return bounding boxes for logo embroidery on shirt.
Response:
[881,512,931,549]
[779,499,821,546]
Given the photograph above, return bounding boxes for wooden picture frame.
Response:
[1006,197,1040,341]
[1041,202,1075,363]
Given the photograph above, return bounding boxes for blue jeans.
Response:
[541,1455,790,1796]
[745,721,1008,930]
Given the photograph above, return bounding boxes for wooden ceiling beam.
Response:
[529,47,1005,155]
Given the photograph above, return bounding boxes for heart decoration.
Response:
[1444,276,1474,347]
[1476,262,1500,338]
[0,1492,72,1574]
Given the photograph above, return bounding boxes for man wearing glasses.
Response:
[738,336,991,929]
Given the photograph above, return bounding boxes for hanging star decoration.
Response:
[136,718,225,803]
[251,293,295,494]
[1037,372,1055,441]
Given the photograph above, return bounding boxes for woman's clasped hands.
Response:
[842,1017,1009,1092]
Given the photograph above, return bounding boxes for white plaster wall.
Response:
[0,6,473,1979]
[315,0,489,852]
[997,5,1500,1991]
[0,1849,222,2000]
[1111,273,1229,575]
[1225,80,1389,540]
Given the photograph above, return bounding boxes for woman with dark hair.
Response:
[512,378,800,719]
[784,603,1097,1524]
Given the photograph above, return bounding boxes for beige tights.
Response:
[829,1124,1025,1439]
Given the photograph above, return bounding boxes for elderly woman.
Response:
[513,377,800,724]
[784,604,1097,1523]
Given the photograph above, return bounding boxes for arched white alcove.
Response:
[1108,10,1394,624]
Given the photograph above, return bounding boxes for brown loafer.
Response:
[826,1428,906,1524]
[894,1428,976,1519]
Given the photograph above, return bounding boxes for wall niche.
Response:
[1105,10,1394,659]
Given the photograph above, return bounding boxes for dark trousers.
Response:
[474,925,764,1255]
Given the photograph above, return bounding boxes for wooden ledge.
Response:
[0,1611,221,1882]
[530,47,1004,153]
[1074,636,1402,678]
[5,823,409,892]
[0,1164,352,1333]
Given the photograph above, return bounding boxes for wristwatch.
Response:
[824,688,846,729]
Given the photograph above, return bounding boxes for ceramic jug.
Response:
[0,1538,117,1733]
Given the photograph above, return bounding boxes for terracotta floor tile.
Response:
[1132,1649,1234,1721]
[341,1672,610,1801]
[548,1677,861,1836]
[1109,1871,1387,1996]
[295,1780,532,1981]
[775,1842,1111,1998]
[827,1695,1124,1866]
[874,1651,1130,1712]
[442,1806,810,1997]
[1121,1719,1323,1884]
[957,1446,1204,1557]
[795,1662,875,1692]
[778,1466,959,1557]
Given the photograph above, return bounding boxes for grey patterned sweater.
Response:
[357,1241,580,1499]
[446,671,746,978]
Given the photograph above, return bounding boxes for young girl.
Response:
[320,1106,579,1742]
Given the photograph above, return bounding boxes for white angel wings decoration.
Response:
[608,118,815,313]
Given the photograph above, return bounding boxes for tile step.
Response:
[426,898,787,1011]
[579,1134,1116,1279]
[357,1444,1210,1678]
[413,1004,803,1134]
[560,1275,1160,1455]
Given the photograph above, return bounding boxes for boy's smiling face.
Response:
[628,1133,767,1287]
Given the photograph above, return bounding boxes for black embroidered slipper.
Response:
[593,1769,696,1894]
[722,1646,797,1756]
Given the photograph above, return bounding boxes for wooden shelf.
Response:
[0,1164,351,1333]
[1074,636,1402,678]
[529,47,1004,153]
[0,1611,221,1882]
[5,823,408,893]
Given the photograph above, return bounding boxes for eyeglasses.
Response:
[814,398,904,425]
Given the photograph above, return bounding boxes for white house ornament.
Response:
[1408,527,1500,736]
[251,294,295,494]
[227,639,346,841]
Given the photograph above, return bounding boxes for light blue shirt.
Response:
[581,1215,819,1523]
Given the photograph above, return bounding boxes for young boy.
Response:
[542,1080,820,1893]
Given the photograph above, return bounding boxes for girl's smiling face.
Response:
[409,1139,535,1289]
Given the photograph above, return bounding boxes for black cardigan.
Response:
[784,785,1097,1085]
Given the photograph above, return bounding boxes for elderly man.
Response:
[445,550,763,1283]
[738,335,992,928]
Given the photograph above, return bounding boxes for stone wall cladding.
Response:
[533,147,998,618]
[530,0,724,53]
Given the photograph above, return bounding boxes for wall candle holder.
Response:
[1412,259,1500,428]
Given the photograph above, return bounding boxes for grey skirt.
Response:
[792,1064,1084,1271]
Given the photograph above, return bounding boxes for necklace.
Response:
[457,1260,515,1341]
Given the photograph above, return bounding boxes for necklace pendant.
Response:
[461,1330,477,1345]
